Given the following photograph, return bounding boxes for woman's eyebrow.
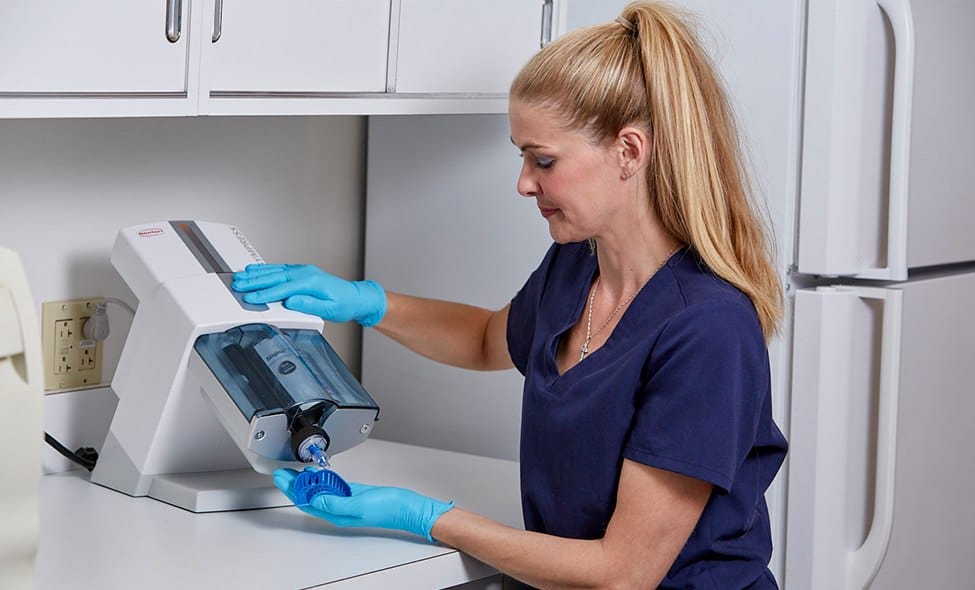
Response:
[510,137,547,151]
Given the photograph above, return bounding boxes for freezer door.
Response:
[798,0,975,279]
[786,272,975,589]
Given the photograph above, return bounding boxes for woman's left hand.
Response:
[273,468,455,543]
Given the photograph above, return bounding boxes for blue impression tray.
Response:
[294,469,352,505]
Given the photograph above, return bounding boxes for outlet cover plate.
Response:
[41,298,103,392]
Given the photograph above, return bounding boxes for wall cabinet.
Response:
[393,0,547,94]
[0,1,188,94]
[0,0,563,118]
[201,0,390,94]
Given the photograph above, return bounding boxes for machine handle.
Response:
[166,0,182,43]
[856,0,915,280]
[212,0,224,43]
[540,0,553,47]
[848,287,903,588]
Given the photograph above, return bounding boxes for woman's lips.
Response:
[540,207,558,218]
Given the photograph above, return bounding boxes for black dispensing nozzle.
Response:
[289,403,331,466]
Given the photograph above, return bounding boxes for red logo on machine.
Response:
[137,228,165,238]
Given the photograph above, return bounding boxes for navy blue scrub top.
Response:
[506,242,788,589]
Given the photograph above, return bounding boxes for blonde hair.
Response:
[510,0,782,340]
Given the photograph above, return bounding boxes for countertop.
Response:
[36,439,522,589]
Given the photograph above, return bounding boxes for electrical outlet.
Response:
[42,298,104,392]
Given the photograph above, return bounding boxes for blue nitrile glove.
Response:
[232,264,386,327]
[273,468,454,543]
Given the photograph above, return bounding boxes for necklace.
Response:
[579,244,681,361]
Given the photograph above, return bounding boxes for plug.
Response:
[82,302,110,341]
[81,297,136,342]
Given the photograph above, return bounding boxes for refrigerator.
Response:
[362,1,975,588]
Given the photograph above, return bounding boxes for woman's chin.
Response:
[547,227,584,245]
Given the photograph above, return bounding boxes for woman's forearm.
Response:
[430,462,710,589]
[431,509,664,590]
[374,292,513,371]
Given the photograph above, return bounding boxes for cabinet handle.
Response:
[541,0,554,47]
[212,0,224,43]
[166,0,182,43]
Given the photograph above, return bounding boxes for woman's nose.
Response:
[517,163,539,198]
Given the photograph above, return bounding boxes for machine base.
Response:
[147,469,290,512]
[91,432,292,512]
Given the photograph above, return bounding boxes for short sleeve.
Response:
[507,244,558,375]
[623,299,769,492]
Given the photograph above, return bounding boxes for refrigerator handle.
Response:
[798,0,914,280]
[858,0,915,280]
[848,287,903,589]
[786,287,902,590]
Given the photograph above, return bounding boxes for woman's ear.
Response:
[616,126,650,179]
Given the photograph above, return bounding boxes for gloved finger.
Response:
[299,504,363,528]
[284,296,344,321]
[234,265,289,282]
[297,502,338,521]
[276,488,299,506]
[233,275,286,293]
[273,469,301,501]
[273,467,299,483]
[240,278,321,304]
[347,482,376,495]
[233,271,293,292]
[310,493,364,518]
[243,263,291,274]
[320,515,364,528]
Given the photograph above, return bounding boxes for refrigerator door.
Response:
[798,0,975,279]
[786,272,975,589]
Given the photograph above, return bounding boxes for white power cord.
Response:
[82,296,136,341]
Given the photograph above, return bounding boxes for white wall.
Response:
[566,0,626,30]
[0,115,367,472]
[363,115,552,462]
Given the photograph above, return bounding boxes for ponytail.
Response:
[511,1,782,339]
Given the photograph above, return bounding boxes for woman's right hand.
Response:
[232,264,387,326]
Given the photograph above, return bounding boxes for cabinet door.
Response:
[394,0,546,94]
[202,0,390,94]
[0,1,188,93]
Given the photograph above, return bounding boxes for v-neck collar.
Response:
[544,245,688,388]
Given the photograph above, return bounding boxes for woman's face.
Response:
[509,100,626,244]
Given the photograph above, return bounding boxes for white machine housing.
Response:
[90,221,378,512]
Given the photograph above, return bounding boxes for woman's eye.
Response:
[535,157,554,169]
[517,152,554,169]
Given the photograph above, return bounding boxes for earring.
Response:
[621,172,630,180]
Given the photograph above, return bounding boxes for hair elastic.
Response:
[615,16,638,38]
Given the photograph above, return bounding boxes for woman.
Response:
[233,2,787,587]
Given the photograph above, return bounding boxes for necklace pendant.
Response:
[579,342,589,361]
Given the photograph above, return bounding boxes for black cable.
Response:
[44,432,98,472]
